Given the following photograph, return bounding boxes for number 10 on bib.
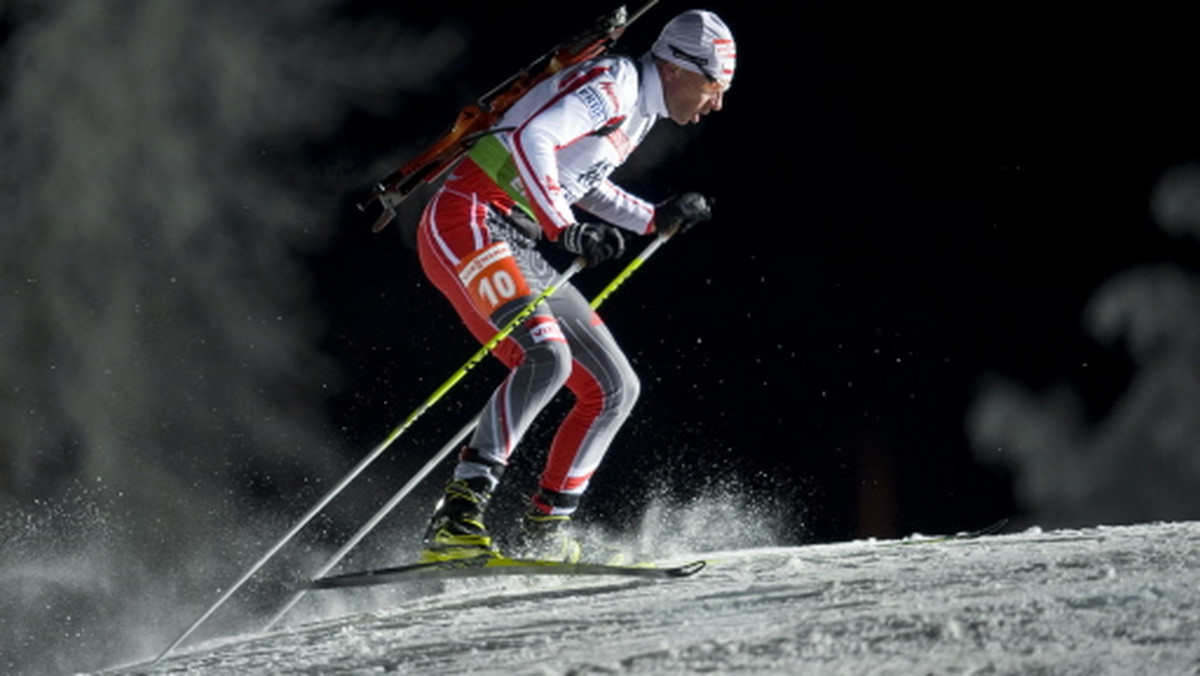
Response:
[456,242,533,313]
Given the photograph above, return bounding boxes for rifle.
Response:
[359,1,659,233]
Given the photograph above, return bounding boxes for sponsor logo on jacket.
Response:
[576,85,610,125]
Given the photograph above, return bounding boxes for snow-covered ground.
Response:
[108,521,1200,674]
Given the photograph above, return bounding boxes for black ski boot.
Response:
[515,512,584,563]
[420,477,499,562]
[513,488,629,564]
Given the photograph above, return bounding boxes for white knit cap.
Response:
[651,10,736,86]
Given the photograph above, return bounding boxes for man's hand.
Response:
[560,222,626,266]
[655,192,713,234]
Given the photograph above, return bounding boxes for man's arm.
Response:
[509,63,636,239]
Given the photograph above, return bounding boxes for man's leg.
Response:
[516,284,640,561]
[416,199,573,559]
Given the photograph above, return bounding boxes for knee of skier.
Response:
[525,335,573,391]
[605,366,641,420]
[564,358,640,420]
[618,367,641,416]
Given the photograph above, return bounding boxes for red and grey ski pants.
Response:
[416,183,640,516]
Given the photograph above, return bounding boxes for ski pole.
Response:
[156,259,584,663]
[588,227,673,310]
[264,229,678,630]
[263,410,481,630]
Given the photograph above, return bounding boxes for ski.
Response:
[303,555,706,590]
[894,518,1010,546]
[359,1,659,233]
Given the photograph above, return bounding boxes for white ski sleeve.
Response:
[575,181,655,235]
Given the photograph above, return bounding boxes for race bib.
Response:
[456,242,531,313]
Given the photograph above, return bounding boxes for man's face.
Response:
[662,64,728,126]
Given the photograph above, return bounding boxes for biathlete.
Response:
[416,9,736,563]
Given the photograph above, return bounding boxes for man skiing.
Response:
[417,9,736,563]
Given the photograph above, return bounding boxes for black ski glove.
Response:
[560,222,625,266]
[655,192,713,234]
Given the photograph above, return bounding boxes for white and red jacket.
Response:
[458,52,667,241]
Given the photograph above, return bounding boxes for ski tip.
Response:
[669,560,707,577]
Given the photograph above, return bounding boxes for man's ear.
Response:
[657,60,682,83]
